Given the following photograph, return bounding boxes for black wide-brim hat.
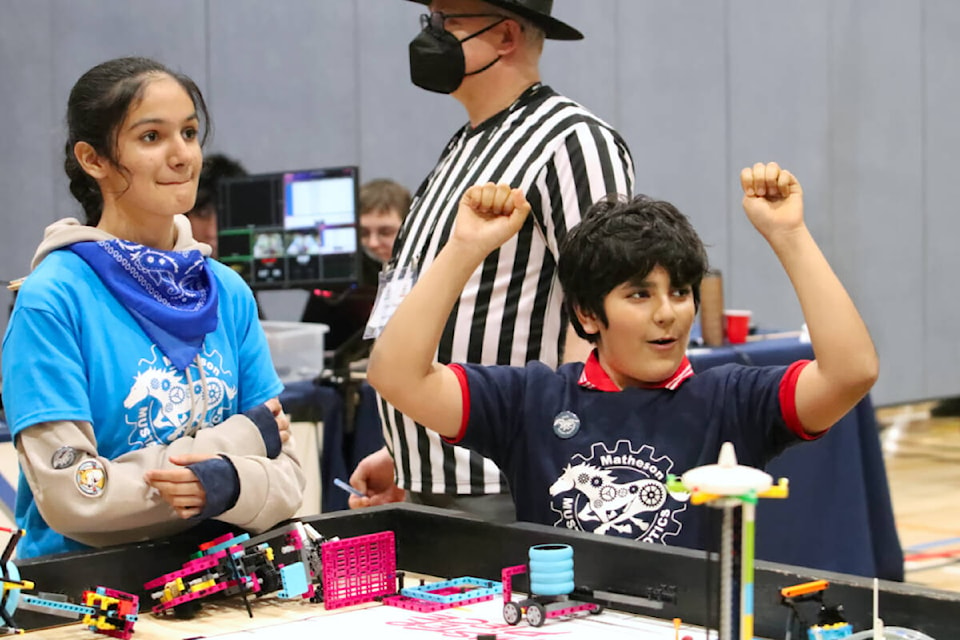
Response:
[407,0,583,40]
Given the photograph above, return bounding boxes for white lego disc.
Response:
[680,442,773,496]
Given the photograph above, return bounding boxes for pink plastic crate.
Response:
[321,531,396,609]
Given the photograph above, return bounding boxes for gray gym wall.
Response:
[1,0,957,407]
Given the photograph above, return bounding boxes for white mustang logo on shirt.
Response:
[123,363,236,440]
[550,461,673,536]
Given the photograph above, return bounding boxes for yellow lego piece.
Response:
[161,578,185,603]
[191,578,217,593]
[759,478,790,499]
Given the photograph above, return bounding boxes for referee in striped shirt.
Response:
[349,0,635,521]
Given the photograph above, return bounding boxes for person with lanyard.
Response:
[1,57,304,559]
[349,0,635,520]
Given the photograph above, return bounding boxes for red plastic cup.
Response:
[723,309,752,344]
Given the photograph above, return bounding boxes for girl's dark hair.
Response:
[63,56,211,226]
[558,194,710,342]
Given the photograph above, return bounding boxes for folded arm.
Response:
[18,419,210,547]
[17,402,299,547]
[216,441,305,533]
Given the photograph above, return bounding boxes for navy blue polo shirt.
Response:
[447,351,814,551]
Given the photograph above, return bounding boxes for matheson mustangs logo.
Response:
[549,440,689,542]
[122,345,238,447]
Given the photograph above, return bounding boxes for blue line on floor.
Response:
[904,537,960,553]
[0,472,16,519]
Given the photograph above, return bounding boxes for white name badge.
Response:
[363,265,418,340]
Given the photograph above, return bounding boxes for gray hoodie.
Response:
[30,213,209,269]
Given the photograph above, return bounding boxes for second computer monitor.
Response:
[218,166,361,291]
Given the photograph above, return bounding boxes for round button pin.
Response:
[553,411,580,439]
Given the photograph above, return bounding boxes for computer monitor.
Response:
[217,166,361,291]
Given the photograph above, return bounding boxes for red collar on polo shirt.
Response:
[577,349,694,391]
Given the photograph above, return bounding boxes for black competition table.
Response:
[288,336,903,581]
[13,506,956,639]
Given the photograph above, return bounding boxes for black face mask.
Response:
[408,19,505,94]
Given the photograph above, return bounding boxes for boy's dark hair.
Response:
[558,194,709,343]
[192,153,247,213]
[63,56,210,226]
[359,179,411,219]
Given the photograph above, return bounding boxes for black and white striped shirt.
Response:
[379,83,635,495]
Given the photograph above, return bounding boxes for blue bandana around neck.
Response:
[69,239,219,371]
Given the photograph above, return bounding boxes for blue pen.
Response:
[334,477,364,498]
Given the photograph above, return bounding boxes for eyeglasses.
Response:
[419,11,507,32]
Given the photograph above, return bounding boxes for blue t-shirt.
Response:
[2,249,282,557]
[454,360,800,551]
